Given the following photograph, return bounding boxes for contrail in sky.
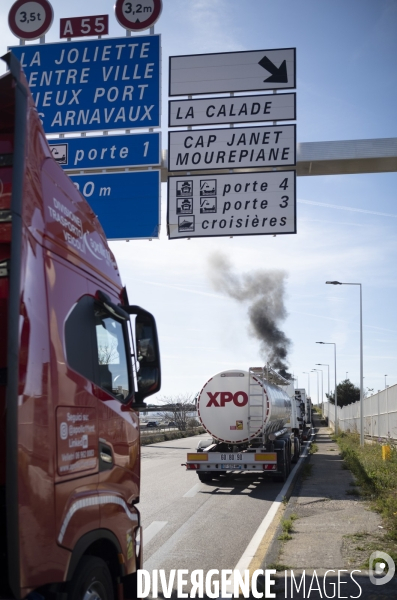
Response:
[298,199,397,218]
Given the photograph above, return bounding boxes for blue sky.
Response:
[1,0,396,402]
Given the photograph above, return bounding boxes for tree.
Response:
[98,340,119,365]
[157,394,197,431]
[326,379,360,407]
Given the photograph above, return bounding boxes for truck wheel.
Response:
[69,556,114,600]
[198,472,213,483]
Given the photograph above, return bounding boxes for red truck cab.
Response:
[0,53,160,600]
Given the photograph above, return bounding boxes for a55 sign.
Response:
[60,15,109,39]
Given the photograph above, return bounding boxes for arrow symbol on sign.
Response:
[258,56,288,83]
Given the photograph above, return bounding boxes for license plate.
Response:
[221,453,243,461]
[221,464,242,469]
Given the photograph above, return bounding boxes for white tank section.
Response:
[197,369,292,444]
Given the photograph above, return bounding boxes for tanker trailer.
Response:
[184,367,301,483]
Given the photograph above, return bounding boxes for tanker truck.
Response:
[0,54,161,600]
[294,388,311,439]
[184,367,302,483]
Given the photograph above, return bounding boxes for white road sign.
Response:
[167,171,296,239]
[8,0,53,40]
[169,93,296,127]
[168,125,296,172]
[169,48,296,96]
[114,0,163,31]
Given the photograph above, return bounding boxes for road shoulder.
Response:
[259,415,397,598]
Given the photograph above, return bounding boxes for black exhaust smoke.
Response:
[208,252,292,376]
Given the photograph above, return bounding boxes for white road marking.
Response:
[143,521,168,545]
[183,482,202,497]
[226,434,313,591]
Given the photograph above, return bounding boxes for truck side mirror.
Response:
[126,305,161,404]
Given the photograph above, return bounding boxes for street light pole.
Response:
[314,368,324,414]
[311,369,319,405]
[316,342,337,434]
[316,363,330,397]
[303,372,310,396]
[326,281,363,446]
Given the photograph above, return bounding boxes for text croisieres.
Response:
[202,216,287,230]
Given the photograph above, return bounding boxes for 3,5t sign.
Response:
[60,15,109,39]
[8,0,53,40]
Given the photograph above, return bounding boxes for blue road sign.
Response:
[49,132,160,170]
[11,35,161,134]
[70,170,160,240]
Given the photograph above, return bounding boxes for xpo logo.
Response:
[206,391,248,407]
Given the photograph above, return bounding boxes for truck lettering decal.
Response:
[206,391,248,407]
[233,392,248,407]
[206,392,220,407]
[84,232,112,264]
[47,197,114,265]
[57,408,97,475]
[220,391,233,406]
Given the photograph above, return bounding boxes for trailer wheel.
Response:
[69,556,114,600]
[273,445,288,483]
[198,472,213,483]
[292,438,301,463]
[286,441,292,474]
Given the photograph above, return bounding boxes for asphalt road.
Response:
[139,434,287,581]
